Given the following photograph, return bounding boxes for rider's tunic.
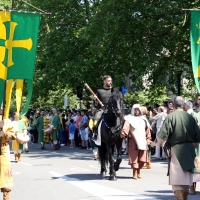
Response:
[94,88,112,121]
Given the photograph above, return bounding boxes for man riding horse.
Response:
[92,75,113,141]
[86,76,124,180]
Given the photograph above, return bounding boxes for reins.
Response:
[102,93,123,134]
[106,96,123,117]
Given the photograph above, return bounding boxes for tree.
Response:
[1,0,199,108]
[124,86,170,107]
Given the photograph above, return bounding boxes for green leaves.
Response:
[124,87,170,107]
[1,0,198,109]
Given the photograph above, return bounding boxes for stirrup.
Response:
[92,133,98,141]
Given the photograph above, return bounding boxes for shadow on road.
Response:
[144,190,200,199]
[64,173,104,180]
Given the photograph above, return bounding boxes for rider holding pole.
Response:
[92,75,113,141]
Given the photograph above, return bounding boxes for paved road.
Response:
[9,142,200,200]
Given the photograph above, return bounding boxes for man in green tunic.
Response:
[185,100,200,194]
[36,110,51,149]
[152,96,200,200]
[51,108,60,150]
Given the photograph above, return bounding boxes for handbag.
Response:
[163,141,171,158]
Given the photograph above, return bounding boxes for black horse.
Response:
[98,88,124,181]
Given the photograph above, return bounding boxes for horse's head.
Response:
[108,89,123,117]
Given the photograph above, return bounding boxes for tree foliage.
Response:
[1,0,200,109]
[124,86,170,107]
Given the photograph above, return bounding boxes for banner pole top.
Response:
[0,9,52,15]
[12,0,15,9]
[182,9,200,13]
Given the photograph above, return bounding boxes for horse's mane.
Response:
[108,87,124,115]
[111,88,122,95]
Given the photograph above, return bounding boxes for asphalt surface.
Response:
[7,142,200,200]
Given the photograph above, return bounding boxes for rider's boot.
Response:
[92,128,98,141]
[92,120,98,141]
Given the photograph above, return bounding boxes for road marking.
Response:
[74,153,91,156]
[69,167,90,172]
[152,163,168,168]
[19,162,32,166]
[49,171,159,200]
[89,165,99,169]
[13,171,21,175]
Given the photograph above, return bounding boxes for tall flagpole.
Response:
[0,0,15,119]
[0,0,15,155]
[12,0,15,9]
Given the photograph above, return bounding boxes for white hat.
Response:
[131,104,142,116]
[185,101,193,109]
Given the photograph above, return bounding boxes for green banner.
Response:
[0,11,40,114]
[191,11,200,92]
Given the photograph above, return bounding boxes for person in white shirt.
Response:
[150,106,167,159]
[184,101,193,114]
[72,111,78,122]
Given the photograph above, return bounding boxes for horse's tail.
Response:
[98,142,109,167]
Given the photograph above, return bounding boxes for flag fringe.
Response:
[16,80,23,113]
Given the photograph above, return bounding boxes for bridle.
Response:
[102,93,123,133]
[106,95,123,117]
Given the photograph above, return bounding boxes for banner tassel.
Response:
[4,80,13,118]
[16,79,23,113]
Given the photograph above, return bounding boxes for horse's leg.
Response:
[114,138,123,171]
[109,146,117,181]
[100,163,107,178]
[109,145,114,175]
[99,145,107,178]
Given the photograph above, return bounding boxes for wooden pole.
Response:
[177,71,183,96]
[11,0,15,9]
[0,0,15,152]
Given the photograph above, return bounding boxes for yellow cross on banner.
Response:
[0,11,33,79]
[0,11,40,119]
[5,22,33,67]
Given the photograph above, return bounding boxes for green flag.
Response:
[0,11,40,116]
[191,10,200,92]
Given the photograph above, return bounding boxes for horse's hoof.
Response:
[109,176,117,181]
[114,166,119,171]
[100,171,106,178]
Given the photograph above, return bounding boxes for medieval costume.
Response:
[140,106,152,169]
[51,113,60,150]
[0,118,15,200]
[121,104,151,179]
[21,115,29,153]
[11,120,27,162]
[91,75,113,141]
[189,111,200,194]
[92,87,112,143]
[93,88,112,123]
[94,88,112,120]
[36,115,51,149]
[154,109,200,199]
